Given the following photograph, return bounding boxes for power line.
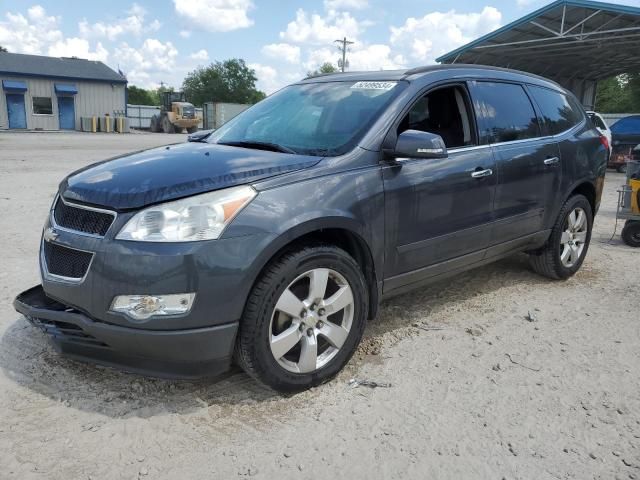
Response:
[334,37,355,72]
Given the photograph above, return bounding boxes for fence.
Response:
[127,105,204,130]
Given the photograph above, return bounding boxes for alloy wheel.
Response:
[269,268,354,374]
[560,207,588,268]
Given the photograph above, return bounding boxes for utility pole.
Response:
[334,37,354,72]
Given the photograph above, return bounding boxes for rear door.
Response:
[469,81,561,249]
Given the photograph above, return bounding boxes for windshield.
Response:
[208,80,407,156]
[611,116,640,134]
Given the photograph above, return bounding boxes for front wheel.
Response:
[617,163,628,174]
[621,220,640,247]
[187,126,198,134]
[235,245,368,392]
[529,194,593,280]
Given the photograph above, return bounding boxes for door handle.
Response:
[471,168,493,178]
[544,157,560,165]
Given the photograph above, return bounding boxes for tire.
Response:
[162,115,173,134]
[617,163,628,174]
[149,115,160,133]
[174,126,184,133]
[235,245,368,393]
[187,126,198,134]
[621,220,640,247]
[529,194,593,280]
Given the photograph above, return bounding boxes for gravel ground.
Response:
[0,131,638,480]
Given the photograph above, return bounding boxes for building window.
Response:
[32,97,53,115]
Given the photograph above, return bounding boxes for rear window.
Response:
[471,81,540,143]
[528,85,584,135]
[588,113,607,130]
[611,116,640,134]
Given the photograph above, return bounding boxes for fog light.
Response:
[110,293,195,320]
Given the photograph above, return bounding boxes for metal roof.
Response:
[437,0,640,81]
[0,52,126,84]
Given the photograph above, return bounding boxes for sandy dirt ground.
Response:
[0,131,638,480]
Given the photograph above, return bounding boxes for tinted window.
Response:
[472,82,540,143]
[529,85,583,135]
[398,86,476,148]
[611,116,640,134]
[209,81,407,156]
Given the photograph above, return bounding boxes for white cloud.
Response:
[48,38,109,62]
[179,30,192,38]
[114,38,178,87]
[189,49,209,61]
[173,0,254,32]
[280,9,362,45]
[304,43,405,72]
[249,63,280,94]
[324,0,368,10]
[78,3,161,41]
[0,6,63,55]
[390,6,502,63]
[262,43,301,64]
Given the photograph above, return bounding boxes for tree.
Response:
[0,46,7,53]
[307,62,338,78]
[127,85,158,106]
[182,59,265,107]
[595,74,640,113]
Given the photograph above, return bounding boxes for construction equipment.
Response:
[616,160,640,247]
[150,91,201,134]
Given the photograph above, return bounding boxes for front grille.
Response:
[28,316,109,348]
[53,197,115,236]
[43,241,93,280]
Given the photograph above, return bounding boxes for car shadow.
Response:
[0,253,559,419]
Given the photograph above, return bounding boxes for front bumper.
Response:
[14,285,238,379]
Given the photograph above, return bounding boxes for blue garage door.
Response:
[57,96,75,130]
[6,94,27,129]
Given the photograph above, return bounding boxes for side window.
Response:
[528,85,584,135]
[471,81,540,143]
[588,113,607,130]
[397,85,475,149]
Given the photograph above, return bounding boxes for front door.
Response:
[57,96,75,130]
[383,84,496,293]
[6,94,27,129]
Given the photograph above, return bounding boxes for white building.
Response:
[0,52,127,131]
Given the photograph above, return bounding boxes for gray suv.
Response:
[15,65,608,392]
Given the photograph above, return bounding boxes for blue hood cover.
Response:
[60,142,321,210]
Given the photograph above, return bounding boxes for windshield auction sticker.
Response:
[350,81,397,90]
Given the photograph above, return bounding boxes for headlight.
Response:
[116,185,256,242]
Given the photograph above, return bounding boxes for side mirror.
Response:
[392,129,448,159]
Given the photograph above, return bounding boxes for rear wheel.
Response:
[617,163,628,174]
[174,125,184,133]
[235,245,368,392]
[529,194,593,279]
[621,220,640,247]
[187,126,198,134]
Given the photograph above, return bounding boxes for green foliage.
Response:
[307,62,338,77]
[127,85,158,106]
[595,74,640,113]
[182,59,266,107]
[0,45,7,53]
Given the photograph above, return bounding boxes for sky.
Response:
[1,0,639,94]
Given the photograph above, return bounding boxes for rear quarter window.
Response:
[471,81,540,143]
[528,85,584,135]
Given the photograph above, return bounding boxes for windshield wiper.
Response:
[218,140,297,154]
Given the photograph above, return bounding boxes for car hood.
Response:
[59,142,321,210]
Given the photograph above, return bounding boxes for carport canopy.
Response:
[436,0,640,109]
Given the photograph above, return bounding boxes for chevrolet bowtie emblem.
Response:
[43,227,59,243]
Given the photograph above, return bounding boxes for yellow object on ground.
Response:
[630,178,640,214]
